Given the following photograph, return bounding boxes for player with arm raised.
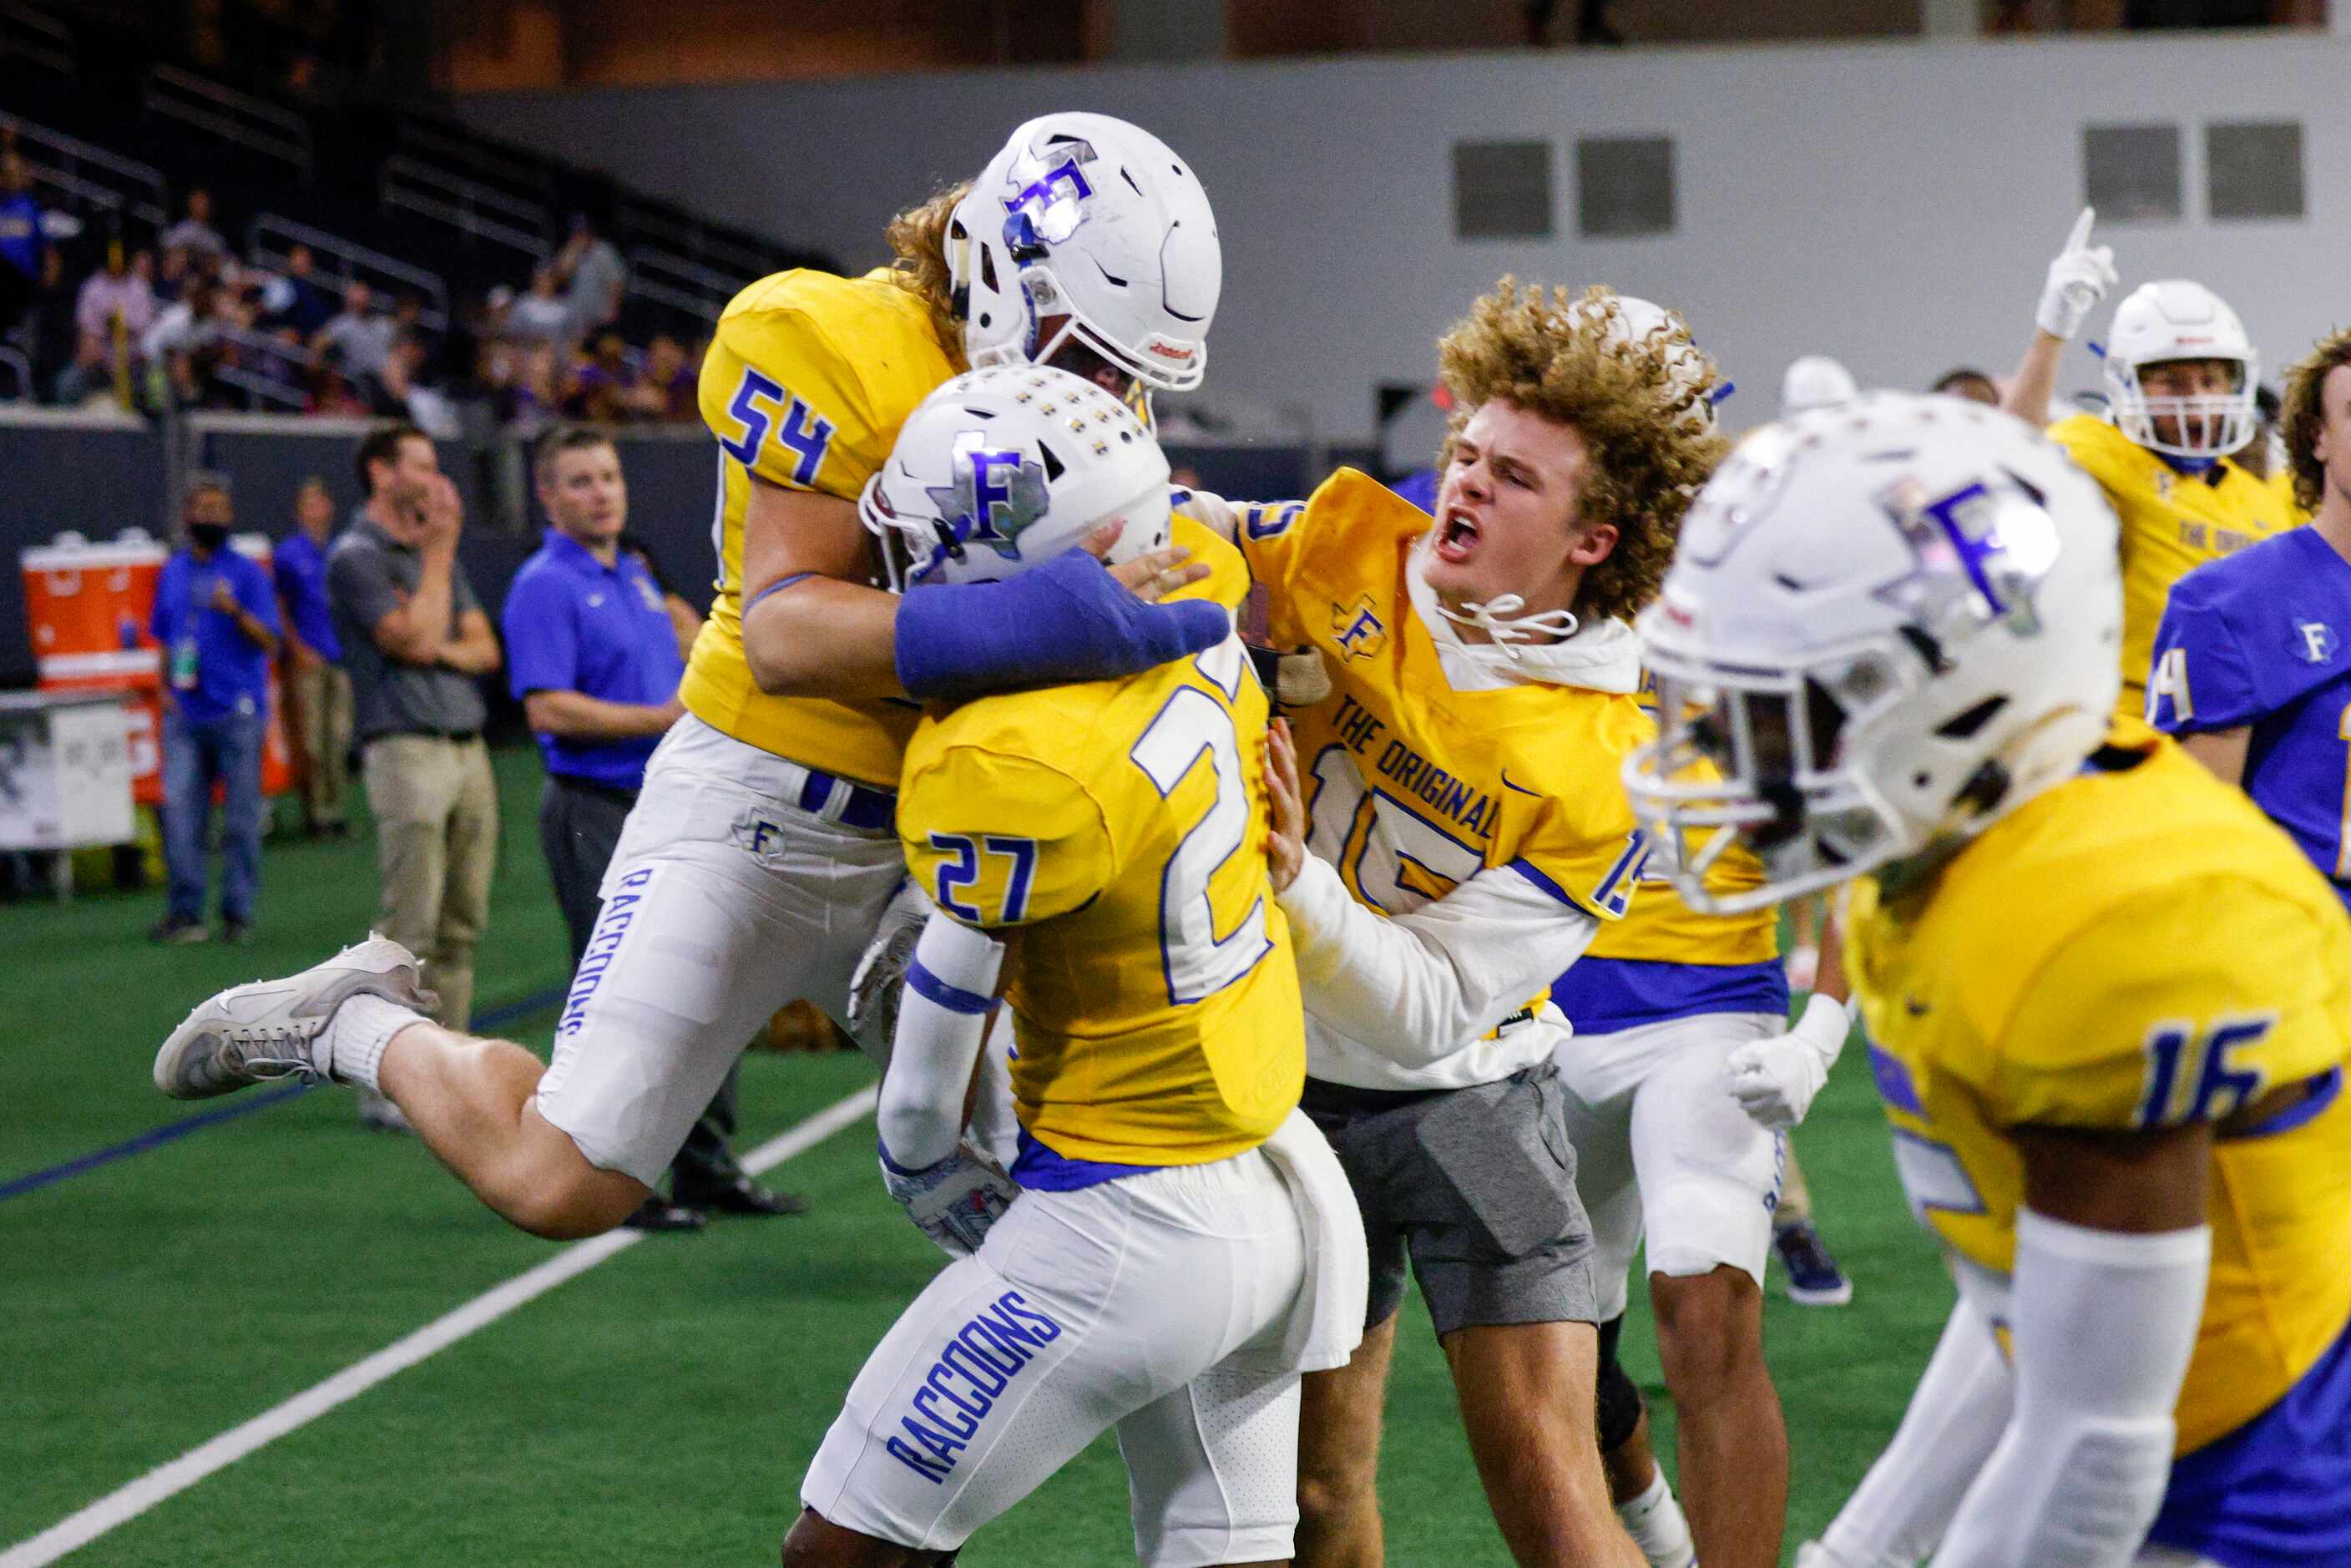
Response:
[1627,392,2351,1568]
[1205,280,1721,1568]
[153,114,1236,1246]
[784,367,1364,1567]
[2001,208,2299,720]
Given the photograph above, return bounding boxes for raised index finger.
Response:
[2064,205,2096,253]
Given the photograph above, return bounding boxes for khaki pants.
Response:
[361,735,497,1030]
[286,661,354,828]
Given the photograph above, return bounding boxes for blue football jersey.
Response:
[2148,527,2351,908]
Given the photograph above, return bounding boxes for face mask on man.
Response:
[189,523,229,551]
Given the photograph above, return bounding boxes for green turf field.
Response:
[0,746,1955,1565]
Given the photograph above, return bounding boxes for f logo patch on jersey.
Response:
[2295,620,2338,665]
[928,434,1050,563]
[1332,594,1387,661]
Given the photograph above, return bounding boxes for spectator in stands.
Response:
[503,426,803,1228]
[160,188,230,266]
[144,276,225,408]
[58,250,152,406]
[508,265,571,345]
[0,151,52,342]
[327,422,501,1133]
[564,330,638,422]
[377,332,461,438]
[313,277,396,384]
[306,344,368,417]
[555,213,626,341]
[276,476,352,839]
[634,331,697,422]
[501,340,562,436]
[1931,366,2001,405]
[260,244,336,338]
[149,478,280,944]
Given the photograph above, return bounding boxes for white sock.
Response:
[326,994,424,1092]
[1617,1469,1698,1568]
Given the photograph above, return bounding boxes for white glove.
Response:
[2033,207,2118,342]
[1726,991,1852,1130]
[879,1138,1020,1258]
[847,878,935,1064]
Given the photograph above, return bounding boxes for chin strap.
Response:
[1433,594,1579,659]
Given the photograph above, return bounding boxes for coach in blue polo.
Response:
[503,426,803,1232]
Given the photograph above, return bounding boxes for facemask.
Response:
[189,523,230,551]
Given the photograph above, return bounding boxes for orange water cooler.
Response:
[22,530,294,806]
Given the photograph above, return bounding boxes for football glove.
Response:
[879,1138,1020,1258]
[847,878,934,1064]
[1726,991,1852,1131]
[2034,206,2118,342]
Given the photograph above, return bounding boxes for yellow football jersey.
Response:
[1238,468,1650,932]
[897,519,1302,1169]
[1845,732,2351,1454]
[2047,413,2301,720]
[680,267,958,786]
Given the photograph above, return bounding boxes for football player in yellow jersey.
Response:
[1628,391,2351,1568]
[2000,207,2300,719]
[150,114,1238,1250]
[1196,281,1721,1568]
[786,367,1365,1568]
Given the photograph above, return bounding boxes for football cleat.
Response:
[1773,1220,1855,1308]
[153,935,434,1100]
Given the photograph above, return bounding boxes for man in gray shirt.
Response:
[328,422,503,1130]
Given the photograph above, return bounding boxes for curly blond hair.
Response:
[2282,325,2351,515]
[1435,280,1727,624]
[883,181,973,372]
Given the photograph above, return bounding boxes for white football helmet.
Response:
[1570,291,1729,430]
[1779,355,1857,416]
[859,365,1170,590]
[2101,281,2258,460]
[1624,392,2122,913]
[951,113,1220,397]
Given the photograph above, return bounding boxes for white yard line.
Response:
[3,1085,877,1568]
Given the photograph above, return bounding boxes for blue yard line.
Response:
[0,983,569,1204]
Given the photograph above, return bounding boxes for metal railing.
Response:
[624,246,741,324]
[143,64,312,179]
[0,0,73,78]
[246,214,450,332]
[614,197,780,283]
[195,324,317,413]
[0,111,169,231]
[381,155,551,264]
[396,117,555,207]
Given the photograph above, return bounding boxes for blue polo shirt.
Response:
[272,529,342,662]
[150,548,281,725]
[503,529,684,790]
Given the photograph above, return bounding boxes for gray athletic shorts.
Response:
[1299,1057,1599,1337]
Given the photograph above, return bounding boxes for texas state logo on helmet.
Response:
[2102,280,2260,460]
[950,113,1221,395]
[1624,391,2122,912]
[859,365,1172,589]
